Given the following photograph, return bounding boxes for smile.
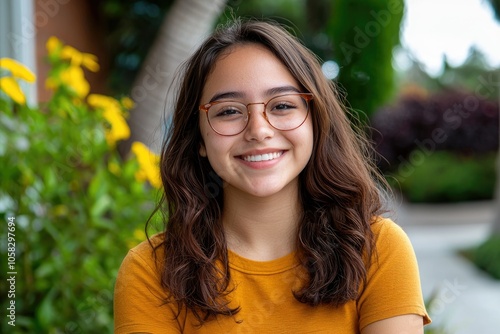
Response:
[241,151,283,162]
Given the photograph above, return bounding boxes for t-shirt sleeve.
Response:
[114,240,182,333]
[357,218,431,330]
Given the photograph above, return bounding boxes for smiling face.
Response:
[198,43,314,199]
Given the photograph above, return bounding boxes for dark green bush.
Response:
[465,235,500,280]
[388,151,497,203]
[372,87,498,203]
[372,89,499,172]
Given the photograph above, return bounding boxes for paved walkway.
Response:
[391,200,500,334]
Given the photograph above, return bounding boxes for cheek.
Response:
[297,120,314,156]
[199,117,234,177]
[198,117,212,156]
[201,132,228,166]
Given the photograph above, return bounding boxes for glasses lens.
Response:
[207,102,248,135]
[206,94,310,135]
[266,94,309,130]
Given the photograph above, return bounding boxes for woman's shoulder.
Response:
[370,216,409,242]
[115,233,181,332]
[368,216,416,257]
[365,215,423,289]
[119,233,166,275]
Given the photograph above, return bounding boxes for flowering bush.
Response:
[0,38,161,333]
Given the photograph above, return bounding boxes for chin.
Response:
[243,182,292,198]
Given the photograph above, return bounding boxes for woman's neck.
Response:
[222,181,301,261]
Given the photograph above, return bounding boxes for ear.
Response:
[199,143,207,157]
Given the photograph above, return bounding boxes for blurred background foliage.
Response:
[327,0,404,121]
[491,0,500,20]
[372,82,499,202]
[1,0,499,332]
[0,39,161,332]
[92,0,175,95]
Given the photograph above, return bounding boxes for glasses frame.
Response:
[199,93,314,136]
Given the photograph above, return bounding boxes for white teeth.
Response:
[242,151,283,162]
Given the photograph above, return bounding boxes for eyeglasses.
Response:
[199,93,314,136]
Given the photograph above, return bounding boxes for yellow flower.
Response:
[61,45,100,72]
[46,36,63,56]
[131,141,161,189]
[108,161,121,176]
[0,77,26,104]
[120,96,135,110]
[0,57,36,105]
[127,228,147,249]
[0,58,36,82]
[88,94,119,110]
[52,204,69,217]
[45,77,57,90]
[88,94,131,146]
[60,66,90,98]
[133,228,146,241]
[103,108,130,146]
[45,66,89,97]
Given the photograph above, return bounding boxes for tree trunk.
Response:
[124,0,227,153]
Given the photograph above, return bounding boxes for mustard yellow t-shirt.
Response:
[114,218,430,333]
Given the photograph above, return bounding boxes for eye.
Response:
[273,101,296,110]
[269,100,298,114]
[210,103,246,119]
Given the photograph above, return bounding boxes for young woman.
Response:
[114,19,430,333]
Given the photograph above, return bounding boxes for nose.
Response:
[243,103,274,142]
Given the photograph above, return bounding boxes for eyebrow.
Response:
[265,85,301,96]
[209,91,244,102]
[209,85,301,103]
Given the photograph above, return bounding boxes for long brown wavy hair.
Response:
[152,19,387,324]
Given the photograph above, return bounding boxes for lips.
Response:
[241,151,284,162]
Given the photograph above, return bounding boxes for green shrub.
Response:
[464,235,500,280]
[0,38,160,333]
[388,151,497,203]
[372,89,499,173]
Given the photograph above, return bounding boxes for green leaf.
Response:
[36,287,58,328]
[91,194,112,218]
